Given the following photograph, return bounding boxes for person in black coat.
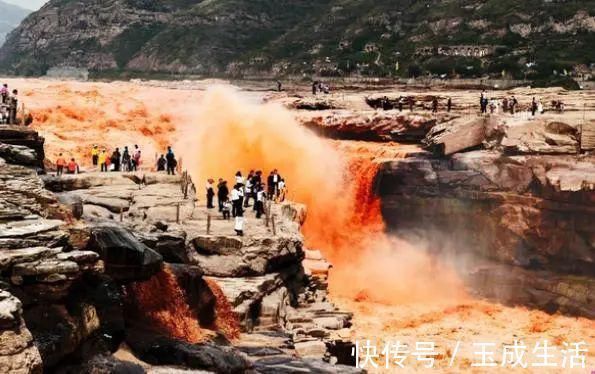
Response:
[166,146,176,175]
[217,179,229,212]
[206,179,215,209]
[252,171,262,210]
[157,155,166,171]
[111,148,121,172]
[267,171,276,199]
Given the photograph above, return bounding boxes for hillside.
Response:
[0,1,31,46]
[0,0,593,80]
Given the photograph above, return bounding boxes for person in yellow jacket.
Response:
[91,145,99,166]
[98,149,108,172]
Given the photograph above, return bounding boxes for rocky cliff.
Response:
[0,0,593,79]
[377,117,595,318]
[0,125,361,372]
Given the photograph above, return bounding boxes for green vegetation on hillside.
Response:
[0,0,593,81]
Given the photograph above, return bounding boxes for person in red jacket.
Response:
[56,154,67,176]
[66,158,79,174]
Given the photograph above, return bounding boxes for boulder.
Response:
[126,328,250,373]
[0,143,38,167]
[500,118,579,154]
[56,193,84,219]
[86,225,163,282]
[190,235,304,277]
[82,204,114,221]
[294,340,327,358]
[0,291,43,374]
[0,126,45,167]
[135,231,189,263]
[83,196,130,214]
[207,274,285,331]
[23,303,101,368]
[423,116,499,155]
[58,355,145,374]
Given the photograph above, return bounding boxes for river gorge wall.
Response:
[377,150,595,318]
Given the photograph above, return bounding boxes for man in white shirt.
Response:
[231,184,243,217]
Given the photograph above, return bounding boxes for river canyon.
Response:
[0,78,593,372]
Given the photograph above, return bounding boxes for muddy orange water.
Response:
[8,78,593,371]
[127,265,240,342]
[127,265,207,343]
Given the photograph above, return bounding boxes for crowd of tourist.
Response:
[0,83,19,124]
[208,169,287,236]
[375,91,565,116]
[90,144,144,173]
[54,144,180,176]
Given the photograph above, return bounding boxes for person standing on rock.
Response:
[56,154,67,176]
[217,179,229,212]
[510,96,518,115]
[273,169,282,199]
[432,96,438,113]
[8,89,18,124]
[531,97,538,116]
[99,149,108,172]
[244,170,255,208]
[166,147,176,175]
[111,148,121,172]
[157,154,166,171]
[234,215,244,236]
[206,179,215,209]
[91,145,99,167]
[398,96,403,112]
[408,96,414,112]
[222,199,231,220]
[267,171,275,199]
[277,178,287,202]
[251,171,262,210]
[122,146,132,172]
[447,97,452,112]
[67,158,80,174]
[255,183,265,219]
[312,81,318,95]
[235,171,244,185]
[0,84,7,104]
[132,145,141,171]
[231,183,243,218]
[502,97,509,113]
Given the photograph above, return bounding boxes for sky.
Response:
[3,0,46,10]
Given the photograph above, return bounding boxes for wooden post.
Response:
[271,214,276,236]
[176,203,180,224]
[265,201,270,227]
[207,214,211,235]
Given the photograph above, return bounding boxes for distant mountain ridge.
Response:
[0,0,593,80]
[0,1,31,46]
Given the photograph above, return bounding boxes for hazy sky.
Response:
[3,0,47,10]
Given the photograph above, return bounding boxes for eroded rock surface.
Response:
[378,145,595,316]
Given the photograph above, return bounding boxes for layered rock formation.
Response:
[0,125,360,372]
[377,115,595,318]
